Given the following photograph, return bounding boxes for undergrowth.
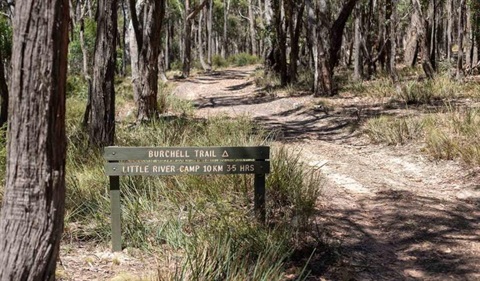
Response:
[364,106,480,167]
[61,82,324,279]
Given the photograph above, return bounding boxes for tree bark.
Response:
[0,51,8,127]
[197,9,210,71]
[222,0,230,58]
[86,0,117,147]
[182,0,208,78]
[413,0,435,79]
[207,0,213,64]
[0,0,69,279]
[248,0,257,56]
[457,0,466,80]
[446,0,453,61]
[404,4,420,67]
[313,0,358,96]
[353,6,363,80]
[386,0,399,82]
[129,0,166,121]
[287,1,305,84]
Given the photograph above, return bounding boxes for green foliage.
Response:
[0,15,12,59]
[66,75,89,98]
[228,52,259,66]
[396,77,461,105]
[424,108,480,166]
[364,116,424,145]
[212,55,228,68]
[68,18,97,74]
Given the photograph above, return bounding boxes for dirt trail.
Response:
[174,65,480,280]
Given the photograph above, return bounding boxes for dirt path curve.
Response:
[174,65,480,280]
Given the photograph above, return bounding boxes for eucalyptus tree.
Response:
[0,12,12,126]
[308,0,358,96]
[85,0,118,146]
[129,0,166,120]
[0,0,69,279]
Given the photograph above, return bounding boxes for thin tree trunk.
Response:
[288,1,304,83]
[207,0,213,64]
[413,0,435,79]
[457,0,466,80]
[198,9,209,71]
[446,0,453,60]
[405,4,420,67]
[80,17,90,78]
[129,0,166,120]
[182,0,208,77]
[0,0,69,279]
[222,0,230,58]
[353,6,363,80]
[386,0,398,82]
[121,0,128,76]
[87,0,117,147]
[248,0,256,56]
[0,51,8,127]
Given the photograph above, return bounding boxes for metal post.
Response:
[110,173,122,252]
[254,159,266,224]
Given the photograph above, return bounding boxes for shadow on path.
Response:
[304,190,480,280]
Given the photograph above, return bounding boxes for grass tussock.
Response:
[364,106,480,166]
[364,116,424,145]
[423,107,480,165]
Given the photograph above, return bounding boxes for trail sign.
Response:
[104,146,270,252]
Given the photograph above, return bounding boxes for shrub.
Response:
[212,55,228,68]
[228,53,259,66]
[364,116,424,145]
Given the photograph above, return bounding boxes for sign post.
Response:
[104,146,270,252]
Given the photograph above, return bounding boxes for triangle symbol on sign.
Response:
[222,150,229,158]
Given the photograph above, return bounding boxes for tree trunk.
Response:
[197,9,210,71]
[87,0,117,147]
[121,0,128,76]
[272,0,287,85]
[313,0,358,96]
[182,0,208,78]
[222,0,230,58]
[0,0,69,279]
[404,4,420,67]
[457,0,466,80]
[306,0,318,92]
[0,51,8,127]
[353,6,363,80]
[413,0,435,79]
[129,0,166,120]
[386,0,399,82]
[446,0,453,61]
[287,1,305,84]
[248,0,256,56]
[207,0,213,64]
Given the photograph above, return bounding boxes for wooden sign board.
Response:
[104,146,270,252]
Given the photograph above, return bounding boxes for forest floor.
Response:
[172,65,480,280]
[59,65,480,280]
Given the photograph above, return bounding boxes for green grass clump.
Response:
[212,55,228,68]
[228,53,260,66]
[424,108,480,165]
[364,116,424,145]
